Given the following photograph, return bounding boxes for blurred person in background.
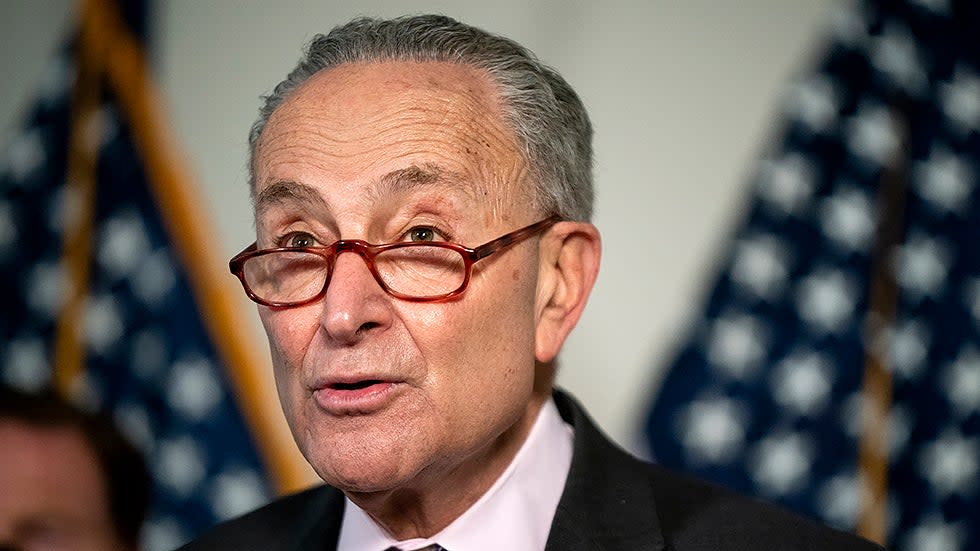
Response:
[0,385,150,551]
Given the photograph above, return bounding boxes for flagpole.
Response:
[856,104,909,546]
[70,0,314,494]
[52,0,106,397]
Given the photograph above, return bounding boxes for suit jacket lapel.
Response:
[290,486,346,551]
[546,390,667,551]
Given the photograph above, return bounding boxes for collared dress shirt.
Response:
[337,398,575,551]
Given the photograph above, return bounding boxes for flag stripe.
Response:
[80,0,311,494]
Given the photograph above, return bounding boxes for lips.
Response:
[311,376,401,414]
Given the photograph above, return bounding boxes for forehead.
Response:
[253,60,527,217]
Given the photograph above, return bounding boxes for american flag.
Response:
[0,1,306,549]
[646,0,979,549]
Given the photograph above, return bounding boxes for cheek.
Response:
[258,307,318,377]
[424,259,538,391]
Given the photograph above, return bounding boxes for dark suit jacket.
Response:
[181,390,883,550]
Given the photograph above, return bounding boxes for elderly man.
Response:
[186,15,881,551]
[0,385,150,551]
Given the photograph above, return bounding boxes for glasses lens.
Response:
[375,245,466,298]
[243,250,328,304]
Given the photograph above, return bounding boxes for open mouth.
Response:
[313,379,397,412]
[330,380,384,391]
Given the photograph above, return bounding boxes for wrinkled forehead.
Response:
[252,60,530,218]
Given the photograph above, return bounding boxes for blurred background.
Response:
[2,1,977,550]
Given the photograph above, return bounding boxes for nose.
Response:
[318,249,393,345]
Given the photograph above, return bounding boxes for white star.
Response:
[82,294,125,356]
[114,402,154,454]
[795,268,858,334]
[756,153,816,217]
[4,128,46,184]
[705,313,769,380]
[155,436,208,498]
[886,405,915,462]
[130,328,169,381]
[900,514,966,551]
[884,319,931,382]
[730,234,791,301]
[847,102,900,166]
[132,249,177,306]
[748,431,815,497]
[942,346,980,419]
[939,65,980,135]
[770,349,835,416]
[894,233,951,301]
[816,472,861,531]
[46,185,78,235]
[784,75,839,134]
[97,209,151,280]
[40,55,73,106]
[141,516,189,551]
[828,1,868,47]
[24,261,68,321]
[839,394,913,462]
[870,24,928,96]
[166,356,223,422]
[918,429,979,499]
[676,395,749,465]
[208,469,269,521]
[78,105,119,157]
[1,338,50,392]
[819,185,875,252]
[913,146,974,215]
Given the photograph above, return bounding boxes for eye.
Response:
[281,231,318,248]
[405,226,443,243]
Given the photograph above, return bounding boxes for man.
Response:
[0,385,150,551]
[187,15,882,550]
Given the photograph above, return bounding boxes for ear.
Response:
[534,221,601,363]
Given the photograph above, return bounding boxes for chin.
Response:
[313,449,422,494]
[299,417,429,493]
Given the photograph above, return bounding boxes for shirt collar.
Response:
[337,397,574,551]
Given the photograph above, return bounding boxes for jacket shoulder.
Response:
[177,485,342,551]
[645,463,884,551]
[551,389,882,550]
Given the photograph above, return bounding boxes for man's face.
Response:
[252,60,549,494]
[0,421,126,551]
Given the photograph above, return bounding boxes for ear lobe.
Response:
[534,222,601,364]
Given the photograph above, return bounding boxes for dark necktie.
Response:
[384,545,446,551]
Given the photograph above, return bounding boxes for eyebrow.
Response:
[374,164,476,202]
[253,164,478,218]
[254,180,327,217]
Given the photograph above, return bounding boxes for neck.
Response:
[346,390,550,539]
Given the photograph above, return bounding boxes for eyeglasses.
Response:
[230,215,561,307]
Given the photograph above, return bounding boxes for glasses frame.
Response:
[230,215,562,307]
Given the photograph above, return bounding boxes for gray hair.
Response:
[248,14,594,221]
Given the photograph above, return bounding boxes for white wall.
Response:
[1,1,832,457]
